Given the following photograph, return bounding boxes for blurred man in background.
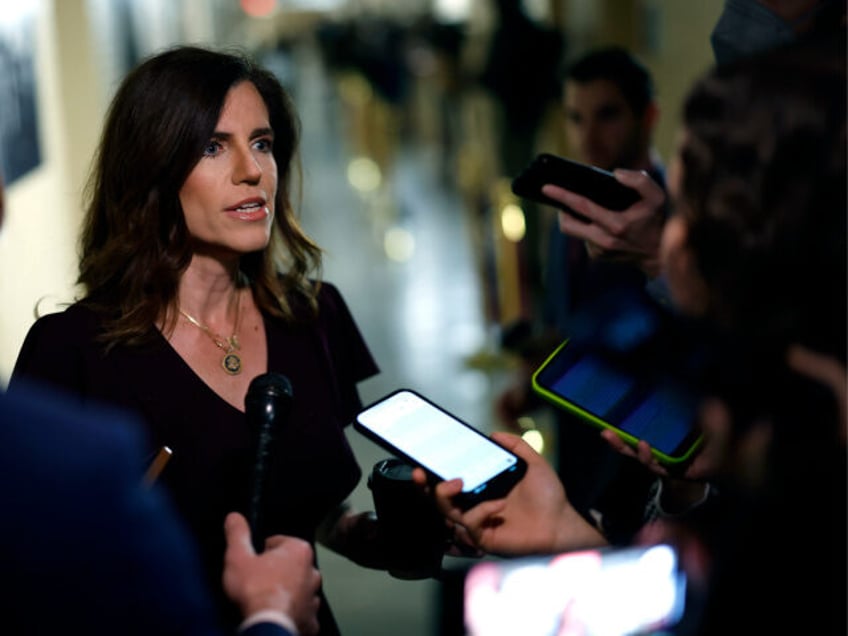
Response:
[499,47,664,540]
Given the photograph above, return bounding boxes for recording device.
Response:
[245,372,293,552]
[458,544,687,636]
[355,389,527,510]
[511,153,641,221]
[531,288,705,467]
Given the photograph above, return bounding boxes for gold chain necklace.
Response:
[179,291,242,375]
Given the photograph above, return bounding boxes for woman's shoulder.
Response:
[26,301,102,340]
[278,279,347,320]
[15,301,107,367]
[11,301,106,390]
[315,280,344,307]
[315,280,362,326]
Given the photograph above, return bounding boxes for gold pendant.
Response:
[222,352,242,375]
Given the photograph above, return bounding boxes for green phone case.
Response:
[531,340,702,467]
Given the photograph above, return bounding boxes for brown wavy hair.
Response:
[678,39,846,360]
[79,45,322,347]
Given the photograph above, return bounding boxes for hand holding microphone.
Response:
[245,372,293,553]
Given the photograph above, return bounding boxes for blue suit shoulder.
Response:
[0,384,296,636]
[0,383,223,635]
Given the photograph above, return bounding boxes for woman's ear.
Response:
[660,215,710,316]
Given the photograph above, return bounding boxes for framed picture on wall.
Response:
[0,4,42,185]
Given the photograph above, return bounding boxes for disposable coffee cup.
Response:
[368,458,449,579]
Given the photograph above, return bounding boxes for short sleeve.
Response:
[315,282,379,423]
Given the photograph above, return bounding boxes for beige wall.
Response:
[641,0,725,161]
[0,1,86,385]
[0,0,193,384]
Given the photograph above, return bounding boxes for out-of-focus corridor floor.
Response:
[293,43,517,636]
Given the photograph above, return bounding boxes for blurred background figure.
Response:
[477,0,565,337]
[478,0,565,180]
[497,46,664,538]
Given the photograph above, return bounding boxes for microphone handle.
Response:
[248,412,275,553]
[244,372,292,554]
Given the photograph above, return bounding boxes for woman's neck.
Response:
[177,255,242,321]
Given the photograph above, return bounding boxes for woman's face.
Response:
[660,137,709,316]
[179,81,277,258]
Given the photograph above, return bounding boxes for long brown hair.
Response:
[79,45,322,347]
[679,40,846,359]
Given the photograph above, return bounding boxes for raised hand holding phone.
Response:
[412,431,607,556]
[549,168,666,277]
[511,153,666,277]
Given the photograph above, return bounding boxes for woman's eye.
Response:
[203,140,223,157]
[254,137,273,152]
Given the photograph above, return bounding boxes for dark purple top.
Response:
[10,282,379,634]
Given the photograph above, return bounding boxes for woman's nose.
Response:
[232,146,261,184]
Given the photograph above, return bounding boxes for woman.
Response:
[11,45,380,634]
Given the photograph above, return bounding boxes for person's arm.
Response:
[545,169,667,279]
[223,512,321,636]
[787,344,847,443]
[414,432,607,556]
[314,503,387,569]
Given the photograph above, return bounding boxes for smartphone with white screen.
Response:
[354,389,527,510]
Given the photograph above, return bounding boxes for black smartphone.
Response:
[511,153,640,220]
[354,389,527,510]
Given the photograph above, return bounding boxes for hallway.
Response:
[293,42,511,635]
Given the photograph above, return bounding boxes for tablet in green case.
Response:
[531,339,703,466]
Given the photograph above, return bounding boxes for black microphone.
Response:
[245,372,293,552]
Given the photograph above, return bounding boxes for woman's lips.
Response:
[225,201,270,221]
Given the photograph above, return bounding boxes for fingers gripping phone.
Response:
[511,153,641,221]
[355,390,527,510]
